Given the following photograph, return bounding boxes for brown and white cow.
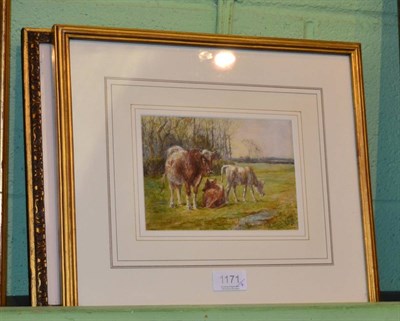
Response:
[221,164,265,203]
[202,179,226,208]
[165,146,217,209]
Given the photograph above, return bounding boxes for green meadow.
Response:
[144,163,298,231]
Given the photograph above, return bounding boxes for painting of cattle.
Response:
[141,114,299,231]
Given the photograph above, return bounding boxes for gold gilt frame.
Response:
[22,28,53,306]
[0,0,10,307]
[51,24,379,306]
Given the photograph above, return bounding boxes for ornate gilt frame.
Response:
[0,0,10,306]
[52,24,380,306]
[22,28,53,306]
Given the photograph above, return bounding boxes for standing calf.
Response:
[221,164,265,203]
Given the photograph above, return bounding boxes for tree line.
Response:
[141,115,235,176]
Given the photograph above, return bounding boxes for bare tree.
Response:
[242,138,262,159]
[141,115,237,174]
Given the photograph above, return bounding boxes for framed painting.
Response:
[53,24,379,306]
[22,28,61,306]
[0,0,10,306]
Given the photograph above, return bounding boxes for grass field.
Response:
[144,163,298,231]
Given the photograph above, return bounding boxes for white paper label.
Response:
[212,271,247,291]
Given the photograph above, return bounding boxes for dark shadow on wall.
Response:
[374,0,400,299]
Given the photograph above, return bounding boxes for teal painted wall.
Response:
[7,0,400,299]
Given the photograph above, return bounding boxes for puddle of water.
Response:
[235,211,275,230]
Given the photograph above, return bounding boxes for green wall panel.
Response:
[1,303,400,321]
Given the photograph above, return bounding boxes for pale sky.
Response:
[230,118,294,159]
